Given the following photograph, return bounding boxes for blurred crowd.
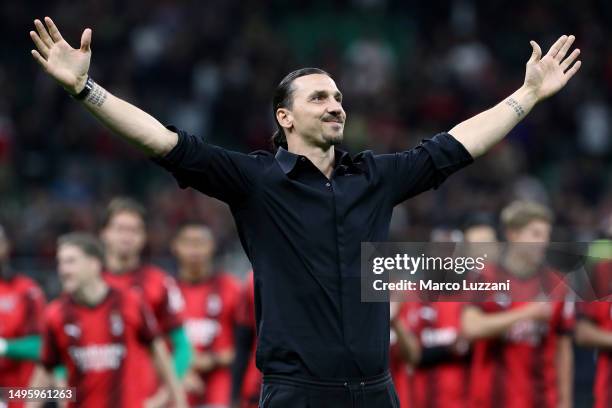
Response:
[1,0,612,271]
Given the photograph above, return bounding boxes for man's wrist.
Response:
[70,75,89,96]
[518,84,540,107]
[71,76,94,100]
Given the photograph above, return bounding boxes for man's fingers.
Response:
[564,60,582,81]
[545,35,568,59]
[528,41,542,64]
[31,50,48,70]
[561,48,580,71]
[44,17,64,43]
[33,19,53,48]
[80,28,92,52]
[555,35,575,62]
[30,31,49,58]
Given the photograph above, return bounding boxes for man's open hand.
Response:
[524,35,581,102]
[30,17,92,95]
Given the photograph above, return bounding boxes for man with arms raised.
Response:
[29,16,580,406]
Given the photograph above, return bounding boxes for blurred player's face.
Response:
[506,219,551,265]
[101,211,146,259]
[464,226,497,243]
[172,226,215,274]
[283,74,346,148]
[57,244,100,294]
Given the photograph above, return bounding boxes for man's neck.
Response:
[105,253,140,274]
[74,279,109,306]
[287,138,336,179]
[179,263,213,283]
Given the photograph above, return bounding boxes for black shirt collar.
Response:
[275,147,359,174]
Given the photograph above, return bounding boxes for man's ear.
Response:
[276,108,293,131]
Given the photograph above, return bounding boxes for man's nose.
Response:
[327,100,344,116]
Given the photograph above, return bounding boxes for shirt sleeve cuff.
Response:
[420,132,474,173]
[151,124,187,167]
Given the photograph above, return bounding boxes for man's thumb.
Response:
[80,28,92,52]
[528,40,541,64]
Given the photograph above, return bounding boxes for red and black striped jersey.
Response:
[578,301,612,408]
[103,264,184,397]
[407,301,470,408]
[103,264,184,333]
[179,272,241,406]
[469,264,574,408]
[41,287,159,408]
[0,274,46,408]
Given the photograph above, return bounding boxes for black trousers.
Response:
[258,371,400,408]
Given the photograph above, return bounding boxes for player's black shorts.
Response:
[259,370,399,408]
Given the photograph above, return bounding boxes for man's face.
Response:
[100,211,146,259]
[280,74,346,148]
[464,226,497,243]
[57,244,100,294]
[507,219,552,265]
[172,226,215,274]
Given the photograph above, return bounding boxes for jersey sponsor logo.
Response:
[207,293,222,316]
[64,323,81,339]
[419,306,437,322]
[185,318,220,347]
[504,319,547,345]
[421,327,457,347]
[68,343,126,371]
[110,312,124,336]
[494,293,512,308]
[0,295,16,312]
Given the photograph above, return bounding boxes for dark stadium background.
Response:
[2,1,611,406]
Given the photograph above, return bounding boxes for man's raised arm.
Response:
[448,35,581,158]
[29,17,177,156]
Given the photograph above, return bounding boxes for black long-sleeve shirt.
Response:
[154,126,473,379]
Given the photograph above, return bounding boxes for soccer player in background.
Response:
[33,232,186,408]
[461,201,574,408]
[575,302,612,408]
[29,16,581,406]
[389,221,491,408]
[231,272,261,408]
[172,223,241,408]
[100,197,191,406]
[0,225,46,408]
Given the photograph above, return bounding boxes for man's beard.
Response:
[324,132,344,146]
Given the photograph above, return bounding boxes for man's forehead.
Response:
[293,74,340,95]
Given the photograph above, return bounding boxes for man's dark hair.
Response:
[271,67,330,150]
[58,232,105,265]
[102,197,147,227]
[462,213,497,233]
